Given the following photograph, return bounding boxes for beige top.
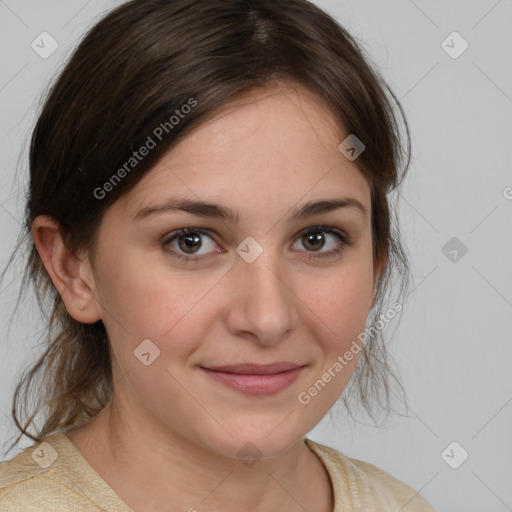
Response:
[0,432,436,511]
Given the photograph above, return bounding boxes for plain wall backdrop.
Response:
[0,1,511,511]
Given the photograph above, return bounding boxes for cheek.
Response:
[295,265,373,415]
[302,257,375,347]
[95,249,223,360]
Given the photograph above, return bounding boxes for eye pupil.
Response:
[179,233,202,253]
[303,232,324,251]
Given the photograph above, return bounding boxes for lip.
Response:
[200,362,306,396]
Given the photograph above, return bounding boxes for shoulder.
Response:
[0,433,124,511]
[0,445,92,511]
[305,438,437,511]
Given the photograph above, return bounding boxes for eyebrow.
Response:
[133,196,367,223]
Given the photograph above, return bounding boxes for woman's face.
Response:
[88,84,378,460]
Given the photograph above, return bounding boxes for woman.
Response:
[0,0,436,510]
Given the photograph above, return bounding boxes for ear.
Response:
[371,246,388,309]
[32,215,101,324]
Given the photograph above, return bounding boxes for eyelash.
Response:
[162,225,354,263]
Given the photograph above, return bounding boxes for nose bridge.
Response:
[239,241,288,306]
[229,237,298,344]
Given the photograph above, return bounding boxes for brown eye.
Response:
[177,232,202,254]
[163,228,220,261]
[292,226,353,259]
[301,231,326,251]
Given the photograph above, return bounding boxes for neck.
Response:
[67,394,333,512]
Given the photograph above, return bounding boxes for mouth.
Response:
[199,362,307,396]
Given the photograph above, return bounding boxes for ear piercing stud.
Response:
[80,305,86,310]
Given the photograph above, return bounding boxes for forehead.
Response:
[173,84,344,163]
[117,84,370,219]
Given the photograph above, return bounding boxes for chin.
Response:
[196,417,308,463]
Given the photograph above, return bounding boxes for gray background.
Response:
[1,1,511,510]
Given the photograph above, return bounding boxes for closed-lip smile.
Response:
[200,362,307,395]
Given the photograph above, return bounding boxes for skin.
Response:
[33,82,386,512]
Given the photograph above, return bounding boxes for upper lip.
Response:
[201,362,305,375]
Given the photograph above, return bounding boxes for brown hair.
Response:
[2,0,411,454]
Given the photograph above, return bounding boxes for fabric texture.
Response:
[0,432,436,511]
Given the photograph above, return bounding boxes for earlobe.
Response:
[32,215,101,323]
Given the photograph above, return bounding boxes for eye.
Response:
[162,228,221,262]
[162,225,353,263]
[291,225,353,259]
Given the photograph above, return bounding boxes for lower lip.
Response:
[200,367,305,396]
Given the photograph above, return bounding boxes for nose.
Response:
[223,245,299,347]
